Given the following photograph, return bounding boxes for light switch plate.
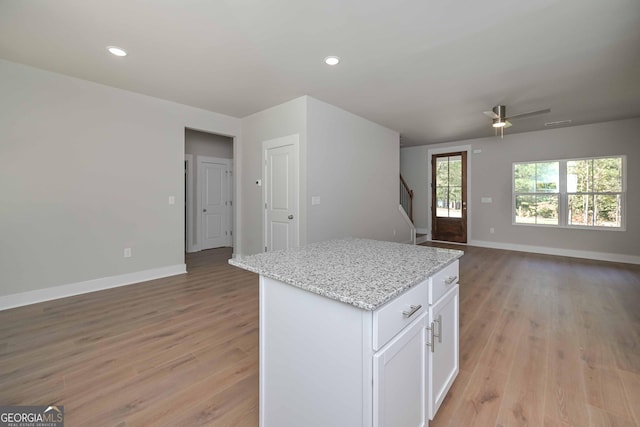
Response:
[481,197,492,203]
[311,196,321,205]
[168,196,175,205]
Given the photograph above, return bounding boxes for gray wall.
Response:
[0,59,241,297]
[400,147,429,232]
[401,117,640,259]
[240,96,308,255]
[185,128,233,159]
[239,96,411,256]
[307,97,412,243]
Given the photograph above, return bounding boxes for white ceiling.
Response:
[1,0,639,146]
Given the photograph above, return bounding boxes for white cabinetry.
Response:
[427,284,459,419]
[427,259,460,419]
[258,260,459,427]
[374,313,427,427]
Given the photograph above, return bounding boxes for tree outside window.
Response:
[567,158,623,227]
[514,161,559,225]
[513,156,624,229]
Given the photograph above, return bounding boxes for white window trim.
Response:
[512,155,626,231]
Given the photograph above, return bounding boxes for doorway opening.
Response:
[184,128,234,254]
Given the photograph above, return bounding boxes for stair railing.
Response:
[400,174,414,222]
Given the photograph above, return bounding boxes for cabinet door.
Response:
[373,314,427,427]
[428,284,459,419]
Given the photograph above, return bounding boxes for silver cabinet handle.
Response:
[444,275,457,285]
[402,304,422,318]
[436,314,442,343]
[427,322,435,353]
[288,214,294,219]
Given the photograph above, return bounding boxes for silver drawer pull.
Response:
[402,304,422,318]
[444,275,458,285]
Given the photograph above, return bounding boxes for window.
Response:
[513,156,625,229]
[514,161,559,225]
[435,154,463,218]
[567,157,623,227]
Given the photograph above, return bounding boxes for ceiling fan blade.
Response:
[483,110,499,119]
[505,108,551,121]
[504,120,513,128]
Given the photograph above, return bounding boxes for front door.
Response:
[201,159,228,249]
[431,152,467,243]
[264,135,299,252]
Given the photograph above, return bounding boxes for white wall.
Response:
[307,97,411,244]
[400,118,640,262]
[0,60,241,300]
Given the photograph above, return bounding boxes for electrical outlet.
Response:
[490,228,495,234]
[168,196,175,205]
[124,248,132,258]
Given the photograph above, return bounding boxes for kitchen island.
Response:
[229,238,463,427]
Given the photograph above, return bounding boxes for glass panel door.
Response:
[431,152,467,243]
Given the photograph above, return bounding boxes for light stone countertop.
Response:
[229,238,463,311]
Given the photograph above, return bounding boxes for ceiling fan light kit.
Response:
[483,104,551,138]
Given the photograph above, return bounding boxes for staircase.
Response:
[400,174,414,222]
[400,175,416,244]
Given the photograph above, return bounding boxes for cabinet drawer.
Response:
[429,260,459,304]
[373,280,428,350]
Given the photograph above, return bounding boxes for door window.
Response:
[435,155,463,218]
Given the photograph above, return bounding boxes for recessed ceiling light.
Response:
[107,46,127,57]
[324,56,340,66]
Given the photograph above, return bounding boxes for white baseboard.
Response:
[186,245,200,253]
[0,264,187,311]
[416,234,430,244]
[468,240,640,265]
[416,228,429,235]
[397,204,416,245]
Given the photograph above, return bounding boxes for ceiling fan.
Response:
[483,105,550,137]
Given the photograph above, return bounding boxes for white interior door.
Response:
[264,135,299,252]
[200,158,229,250]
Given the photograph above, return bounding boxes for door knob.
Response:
[288,214,294,220]
[203,209,207,212]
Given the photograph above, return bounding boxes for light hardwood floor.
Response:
[1,245,639,426]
